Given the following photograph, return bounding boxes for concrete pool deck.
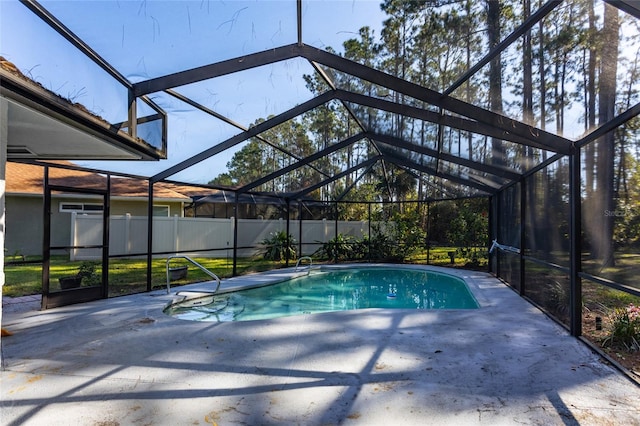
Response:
[1,265,639,425]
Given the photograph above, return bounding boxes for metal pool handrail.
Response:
[166,255,221,295]
[295,256,313,273]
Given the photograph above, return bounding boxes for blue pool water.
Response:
[165,267,479,322]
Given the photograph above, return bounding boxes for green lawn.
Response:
[3,247,488,298]
[3,256,280,298]
[6,248,636,301]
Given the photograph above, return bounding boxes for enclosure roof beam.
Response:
[510,99,640,189]
[150,90,335,182]
[310,62,384,156]
[292,156,381,199]
[412,171,458,200]
[301,45,573,154]
[134,44,305,96]
[136,41,572,155]
[21,0,133,90]
[235,132,367,193]
[380,150,494,194]
[443,0,561,96]
[368,132,521,181]
[164,88,331,180]
[392,164,462,200]
[576,100,640,149]
[297,0,303,46]
[335,161,377,202]
[335,90,566,154]
[608,0,640,19]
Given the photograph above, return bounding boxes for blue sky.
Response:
[0,0,386,184]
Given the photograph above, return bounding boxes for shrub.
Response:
[261,231,297,261]
[314,234,358,261]
[603,303,640,351]
[367,217,425,262]
[78,261,101,286]
[370,229,399,261]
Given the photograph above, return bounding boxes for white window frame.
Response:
[153,205,170,217]
[59,202,104,214]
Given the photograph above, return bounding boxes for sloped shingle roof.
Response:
[6,162,191,201]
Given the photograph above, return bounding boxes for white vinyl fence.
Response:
[70,213,370,261]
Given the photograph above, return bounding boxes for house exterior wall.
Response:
[5,194,184,257]
[109,199,183,217]
[1,105,6,298]
[6,194,83,256]
[5,194,45,257]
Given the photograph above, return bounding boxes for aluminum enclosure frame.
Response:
[8,0,640,352]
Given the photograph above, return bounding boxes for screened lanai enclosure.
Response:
[2,0,640,342]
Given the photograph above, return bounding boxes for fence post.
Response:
[231,216,237,276]
[70,211,77,261]
[227,217,233,264]
[323,218,328,242]
[173,215,179,253]
[125,213,131,255]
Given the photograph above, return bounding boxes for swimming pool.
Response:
[165,266,479,322]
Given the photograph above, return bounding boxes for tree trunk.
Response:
[522,0,533,170]
[593,3,619,266]
[582,0,597,257]
[487,0,504,170]
[616,50,640,201]
[523,0,534,126]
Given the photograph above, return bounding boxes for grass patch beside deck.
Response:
[3,256,279,297]
[4,247,488,298]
